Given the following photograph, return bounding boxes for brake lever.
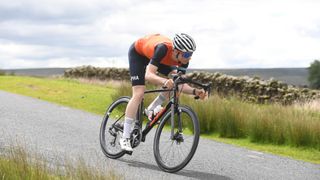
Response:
[192,82,212,100]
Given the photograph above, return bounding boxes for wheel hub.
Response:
[174,131,184,144]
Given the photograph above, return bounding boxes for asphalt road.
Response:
[0,90,319,180]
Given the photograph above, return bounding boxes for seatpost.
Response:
[136,99,144,129]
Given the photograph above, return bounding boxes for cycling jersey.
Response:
[129,34,189,86]
[135,34,180,67]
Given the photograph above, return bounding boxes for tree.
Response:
[308,60,320,89]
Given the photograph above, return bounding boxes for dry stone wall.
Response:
[64,66,320,104]
[185,71,320,104]
[64,65,130,80]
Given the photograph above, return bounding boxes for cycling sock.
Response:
[123,117,134,139]
[147,93,166,113]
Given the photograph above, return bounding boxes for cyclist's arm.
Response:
[145,44,168,85]
[168,65,204,96]
[146,64,168,85]
[178,83,207,99]
[167,64,194,94]
[178,83,197,95]
[169,62,189,74]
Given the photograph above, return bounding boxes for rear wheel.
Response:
[153,105,200,173]
[99,96,130,159]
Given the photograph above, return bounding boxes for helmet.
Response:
[172,33,196,52]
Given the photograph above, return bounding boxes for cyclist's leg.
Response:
[121,43,149,151]
[123,85,145,138]
[125,42,149,121]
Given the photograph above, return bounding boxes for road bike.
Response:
[99,72,211,173]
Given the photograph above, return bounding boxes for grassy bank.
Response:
[188,96,320,149]
[0,144,119,180]
[0,75,319,164]
[203,133,320,164]
[0,76,115,114]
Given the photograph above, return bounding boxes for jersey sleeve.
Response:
[180,63,189,74]
[150,44,168,67]
[171,62,189,74]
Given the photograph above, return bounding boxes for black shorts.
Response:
[128,43,186,86]
[128,43,149,86]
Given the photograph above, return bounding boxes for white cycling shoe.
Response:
[120,138,133,152]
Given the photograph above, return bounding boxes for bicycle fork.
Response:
[170,103,175,139]
[170,101,183,140]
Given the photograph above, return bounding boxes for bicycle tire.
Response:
[153,105,200,173]
[99,96,130,159]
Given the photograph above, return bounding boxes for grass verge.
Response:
[0,76,115,114]
[202,133,320,164]
[0,144,120,180]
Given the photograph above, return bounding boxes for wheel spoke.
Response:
[163,142,173,165]
[154,106,200,172]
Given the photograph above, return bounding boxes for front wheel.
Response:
[153,105,200,173]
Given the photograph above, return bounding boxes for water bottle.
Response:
[153,105,163,116]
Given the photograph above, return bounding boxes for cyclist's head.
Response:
[172,33,196,53]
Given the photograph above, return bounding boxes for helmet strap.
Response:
[175,52,180,60]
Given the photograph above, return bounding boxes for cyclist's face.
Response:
[174,50,192,64]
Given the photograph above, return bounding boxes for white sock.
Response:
[147,93,166,113]
[123,117,134,139]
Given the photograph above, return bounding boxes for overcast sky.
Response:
[0,0,319,69]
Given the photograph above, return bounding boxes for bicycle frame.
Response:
[136,73,212,142]
[137,88,177,142]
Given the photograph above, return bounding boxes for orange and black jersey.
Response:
[150,44,188,75]
[134,34,188,75]
[129,34,188,86]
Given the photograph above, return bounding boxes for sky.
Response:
[0,0,319,69]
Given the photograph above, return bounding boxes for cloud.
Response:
[0,0,320,69]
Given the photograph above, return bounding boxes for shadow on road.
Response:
[119,159,232,180]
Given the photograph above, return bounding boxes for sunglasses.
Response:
[181,52,193,59]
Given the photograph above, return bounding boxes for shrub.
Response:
[308,60,320,89]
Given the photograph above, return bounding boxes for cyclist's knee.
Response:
[132,86,145,101]
[132,93,144,102]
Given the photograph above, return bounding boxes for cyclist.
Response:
[120,33,208,152]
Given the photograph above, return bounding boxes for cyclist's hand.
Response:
[195,89,208,100]
[163,79,174,89]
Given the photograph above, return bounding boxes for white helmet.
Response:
[173,33,196,52]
